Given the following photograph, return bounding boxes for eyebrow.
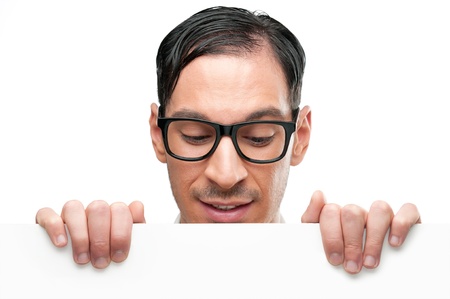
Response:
[169,107,286,122]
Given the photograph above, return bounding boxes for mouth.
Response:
[210,204,239,211]
[201,201,253,222]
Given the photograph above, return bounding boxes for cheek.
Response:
[251,160,290,203]
[166,160,202,199]
[246,162,289,222]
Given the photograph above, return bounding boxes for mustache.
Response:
[192,185,260,200]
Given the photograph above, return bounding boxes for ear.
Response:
[290,105,312,166]
[149,103,167,163]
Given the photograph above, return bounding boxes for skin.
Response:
[35,44,421,273]
[150,46,309,224]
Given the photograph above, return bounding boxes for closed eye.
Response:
[242,135,275,147]
[181,134,214,145]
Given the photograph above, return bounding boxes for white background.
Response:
[0,0,449,224]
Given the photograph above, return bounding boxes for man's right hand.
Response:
[35,200,145,269]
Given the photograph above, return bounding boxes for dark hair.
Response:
[156,6,306,116]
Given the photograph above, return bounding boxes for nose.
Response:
[204,137,248,190]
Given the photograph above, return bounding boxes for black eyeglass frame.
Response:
[157,108,299,164]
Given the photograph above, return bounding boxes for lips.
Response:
[201,201,252,222]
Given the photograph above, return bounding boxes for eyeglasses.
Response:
[157,109,299,164]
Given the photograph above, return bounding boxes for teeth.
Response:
[212,204,237,211]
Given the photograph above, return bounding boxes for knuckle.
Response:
[36,207,48,216]
[63,199,83,211]
[341,204,362,220]
[110,202,127,212]
[87,200,110,213]
[111,234,129,247]
[39,214,62,229]
[91,240,110,252]
[321,203,341,216]
[345,242,362,251]
[370,200,392,214]
[36,208,60,226]
[71,236,90,249]
[364,238,384,248]
[402,202,419,213]
[324,237,343,250]
[129,200,143,207]
[391,216,413,229]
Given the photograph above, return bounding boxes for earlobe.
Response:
[149,103,167,163]
[290,106,312,166]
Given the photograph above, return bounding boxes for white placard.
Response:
[0,223,448,299]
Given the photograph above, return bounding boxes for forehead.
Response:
[167,47,291,123]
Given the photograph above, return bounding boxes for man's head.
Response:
[149,6,312,223]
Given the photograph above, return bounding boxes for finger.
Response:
[363,200,394,269]
[389,203,421,247]
[86,200,111,269]
[35,207,67,247]
[129,200,146,223]
[110,202,133,263]
[319,203,344,266]
[61,200,90,265]
[301,190,326,223]
[341,204,367,274]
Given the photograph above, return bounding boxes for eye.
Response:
[243,135,275,147]
[236,122,288,162]
[175,121,216,145]
[238,123,279,147]
[181,133,214,145]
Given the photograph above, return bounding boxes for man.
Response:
[35,6,420,274]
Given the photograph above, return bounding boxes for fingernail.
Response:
[55,234,66,246]
[364,255,376,268]
[112,250,126,261]
[329,253,342,265]
[345,260,359,273]
[93,257,108,268]
[77,253,90,264]
[390,235,401,246]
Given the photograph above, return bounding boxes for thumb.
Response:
[301,190,327,223]
[129,201,146,223]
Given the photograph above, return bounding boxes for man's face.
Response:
[150,45,311,223]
